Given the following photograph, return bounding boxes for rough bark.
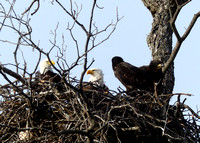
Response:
[142,0,174,94]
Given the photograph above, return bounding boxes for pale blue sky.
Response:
[0,0,200,111]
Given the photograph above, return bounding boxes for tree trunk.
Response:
[142,0,174,94]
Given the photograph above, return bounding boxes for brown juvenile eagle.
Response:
[112,56,163,92]
[140,60,163,83]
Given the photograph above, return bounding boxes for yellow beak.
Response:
[157,63,164,69]
[51,60,55,65]
[87,70,94,75]
[47,60,55,65]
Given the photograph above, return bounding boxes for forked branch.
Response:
[163,0,200,73]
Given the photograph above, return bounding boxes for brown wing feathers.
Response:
[112,56,163,92]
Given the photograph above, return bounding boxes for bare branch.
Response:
[163,0,200,73]
[182,11,200,41]
[0,1,15,31]
[22,0,40,16]
[79,0,97,88]
[55,0,88,34]
[0,67,30,100]
[0,64,27,85]
[180,103,200,119]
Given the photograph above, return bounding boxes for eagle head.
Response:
[87,68,104,87]
[149,60,164,70]
[112,56,124,70]
[39,59,55,74]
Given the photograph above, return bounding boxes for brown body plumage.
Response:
[36,70,62,83]
[139,60,163,83]
[112,56,163,93]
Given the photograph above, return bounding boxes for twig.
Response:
[180,103,200,119]
[22,0,40,16]
[0,64,27,85]
[0,69,30,101]
[55,0,88,34]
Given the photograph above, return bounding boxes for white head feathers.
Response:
[87,68,104,87]
[39,59,55,74]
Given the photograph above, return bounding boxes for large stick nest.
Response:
[0,80,199,143]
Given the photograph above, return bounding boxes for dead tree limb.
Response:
[163,0,200,73]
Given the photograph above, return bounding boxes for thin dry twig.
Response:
[22,0,40,16]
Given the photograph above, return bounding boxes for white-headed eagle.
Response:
[35,59,61,83]
[36,59,61,83]
[87,68,105,87]
[80,68,108,92]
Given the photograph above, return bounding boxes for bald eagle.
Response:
[33,59,63,101]
[80,68,108,92]
[87,68,105,87]
[140,60,163,83]
[35,59,61,83]
[112,56,163,93]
